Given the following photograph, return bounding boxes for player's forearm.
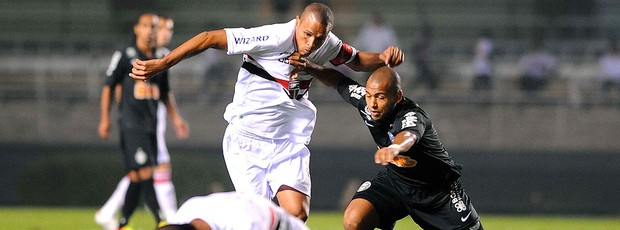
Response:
[388,131,416,153]
[346,52,385,72]
[302,60,344,88]
[163,30,228,68]
[99,86,112,121]
[164,94,181,120]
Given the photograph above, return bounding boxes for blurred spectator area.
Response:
[2,0,620,104]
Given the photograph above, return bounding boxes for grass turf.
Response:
[2,207,620,229]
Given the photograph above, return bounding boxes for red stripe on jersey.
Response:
[330,42,354,66]
[269,207,277,230]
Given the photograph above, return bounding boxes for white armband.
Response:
[387,144,400,155]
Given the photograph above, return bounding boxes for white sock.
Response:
[154,169,177,220]
[99,176,130,219]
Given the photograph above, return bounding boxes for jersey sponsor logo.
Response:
[391,155,417,168]
[133,81,160,100]
[234,35,270,45]
[401,112,418,128]
[348,85,365,100]
[277,51,294,65]
[357,181,371,192]
[450,191,467,213]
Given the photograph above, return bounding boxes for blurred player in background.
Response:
[288,55,483,229]
[129,2,404,222]
[471,29,494,91]
[97,13,186,230]
[518,39,557,97]
[598,40,620,104]
[158,191,310,230]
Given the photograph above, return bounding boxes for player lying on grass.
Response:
[287,54,484,230]
[158,191,309,230]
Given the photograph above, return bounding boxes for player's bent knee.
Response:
[343,199,378,230]
[468,220,483,230]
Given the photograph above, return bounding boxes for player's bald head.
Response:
[299,3,334,32]
[367,67,402,96]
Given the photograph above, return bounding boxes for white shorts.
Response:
[222,125,311,199]
[157,101,170,164]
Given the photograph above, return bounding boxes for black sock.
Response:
[142,178,162,223]
[120,181,142,228]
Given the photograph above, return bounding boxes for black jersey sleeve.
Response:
[103,50,125,87]
[336,76,366,107]
[393,110,427,144]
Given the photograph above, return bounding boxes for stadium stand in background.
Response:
[2,0,620,148]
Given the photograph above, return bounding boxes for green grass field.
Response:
[2,207,620,230]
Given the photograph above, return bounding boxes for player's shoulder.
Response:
[398,98,427,118]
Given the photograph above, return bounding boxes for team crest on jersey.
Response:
[357,181,371,192]
[126,47,137,59]
[348,85,365,99]
[401,112,418,128]
[135,147,147,165]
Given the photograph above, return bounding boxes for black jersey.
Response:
[337,77,462,187]
[104,44,170,133]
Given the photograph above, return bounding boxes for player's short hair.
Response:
[300,3,334,32]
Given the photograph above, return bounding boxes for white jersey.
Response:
[600,53,620,82]
[223,19,357,145]
[167,192,309,230]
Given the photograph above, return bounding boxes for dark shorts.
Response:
[352,170,481,230]
[120,129,158,171]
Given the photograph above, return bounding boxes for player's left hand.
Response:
[288,52,323,75]
[173,118,190,139]
[374,147,399,165]
[379,46,405,68]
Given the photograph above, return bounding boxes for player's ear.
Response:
[295,15,301,26]
[396,89,403,103]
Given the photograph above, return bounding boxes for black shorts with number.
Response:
[352,170,481,230]
[120,129,158,171]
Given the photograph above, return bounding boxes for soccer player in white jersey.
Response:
[159,192,310,230]
[130,3,404,221]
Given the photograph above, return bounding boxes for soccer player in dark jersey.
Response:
[288,55,483,230]
[98,13,167,229]
[96,15,189,230]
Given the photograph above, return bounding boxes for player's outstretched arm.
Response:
[288,52,345,88]
[346,46,405,71]
[130,30,228,80]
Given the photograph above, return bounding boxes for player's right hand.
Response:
[129,59,164,81]
[98,120,110,140]
[374,147,399,165]
[379,46,405,68]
